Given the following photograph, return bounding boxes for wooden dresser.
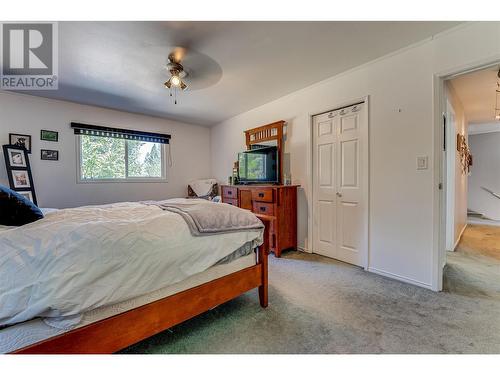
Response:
[221,184,298,257]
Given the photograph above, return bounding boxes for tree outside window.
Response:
[80,135,165,181]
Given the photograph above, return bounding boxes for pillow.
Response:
[0,185,44,226]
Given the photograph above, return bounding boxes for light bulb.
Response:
[171,75,181,87]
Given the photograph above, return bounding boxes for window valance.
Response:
[71,122,171,144]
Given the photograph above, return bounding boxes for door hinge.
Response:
[438,183,443,190]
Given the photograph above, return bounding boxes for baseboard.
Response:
[367,267,432,290]
[297,246,311,253]
[453,224,467,250]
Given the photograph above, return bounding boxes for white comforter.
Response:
[0,201,262,328]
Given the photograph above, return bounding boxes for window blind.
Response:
[71,122,171,144]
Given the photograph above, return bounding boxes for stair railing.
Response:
[481,186,500,200]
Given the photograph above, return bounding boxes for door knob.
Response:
[336,192,342,197]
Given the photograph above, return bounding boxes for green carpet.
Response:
[121,251,500,354]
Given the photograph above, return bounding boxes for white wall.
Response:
[445,82,468,248]
[0,92,211,208]
[211,22,500,289]
[468,132,500,220]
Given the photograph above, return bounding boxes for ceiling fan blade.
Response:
[180,50,222,91]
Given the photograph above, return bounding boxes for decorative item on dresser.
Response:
[221,184,298,257]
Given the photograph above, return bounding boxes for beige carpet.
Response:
[121,246,500,353]
[444,224,500,300]
[456,224,500,260]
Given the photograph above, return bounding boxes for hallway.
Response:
[444,224,500,300]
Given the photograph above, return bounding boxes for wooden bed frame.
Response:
[12,215,272,354]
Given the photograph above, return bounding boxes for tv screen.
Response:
[238,146,278,183]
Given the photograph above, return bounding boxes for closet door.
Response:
[312,102,368,268]
[335,104,366,266]
[312,111,338,259]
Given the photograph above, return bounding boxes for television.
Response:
[238,146,279,184]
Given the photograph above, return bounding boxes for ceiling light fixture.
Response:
[170,75,181,87]
[164,53,188,105]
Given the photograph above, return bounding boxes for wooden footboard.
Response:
[12,216,271,354]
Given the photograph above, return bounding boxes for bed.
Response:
[0,200,270,354]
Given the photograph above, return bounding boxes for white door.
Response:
[312,102,368,267]
[312,111,337,259]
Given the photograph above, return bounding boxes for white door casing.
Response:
[445,100,456,252]
[312,101,368,268]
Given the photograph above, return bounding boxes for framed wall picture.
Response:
[11,170,31,188]
[2,144,38,205]
[41,149,59,161]
[40,129,59,142]
[9,133,32,153]
[6,148,27,168]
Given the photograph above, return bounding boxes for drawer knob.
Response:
[258,192,264,197]
[260,206,266,212]
[228,191,232,195]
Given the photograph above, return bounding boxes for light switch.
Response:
[417,156,428,170]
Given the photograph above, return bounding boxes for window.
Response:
[78,135,166,182]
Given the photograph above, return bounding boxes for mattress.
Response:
[0,252,257,353]
[0,201,263,328]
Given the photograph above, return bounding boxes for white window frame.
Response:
[76,135,168,184]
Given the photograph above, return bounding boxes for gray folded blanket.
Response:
[145,199,264,236]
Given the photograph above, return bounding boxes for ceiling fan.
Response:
[164,48,188,104]
[163,47,223,105]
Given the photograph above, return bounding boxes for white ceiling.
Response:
[21,21,461,126]
[449,65,500,124]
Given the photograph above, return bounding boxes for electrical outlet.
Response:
[417,156,428,170]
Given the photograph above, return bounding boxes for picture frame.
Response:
[40,129,59,142]
[18,190,34,203]
[11,170,31,188]
[41,149,59,161]
[6,148,27,168]
[2,144,38,205]
[9,133,32,153]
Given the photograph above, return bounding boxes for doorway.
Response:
[440,64,500,298]
[311,99,369,268]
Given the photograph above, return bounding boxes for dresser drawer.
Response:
[251,189,274,203]
[223,198,238,206]
[253,202,274,216]
[222,186,238,199]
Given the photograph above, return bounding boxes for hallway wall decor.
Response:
[457,133,472,174]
